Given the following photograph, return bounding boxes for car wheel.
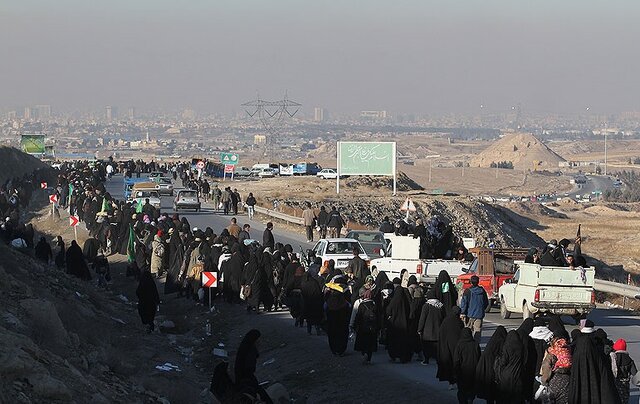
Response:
[500,298,511,319]
[523,302,533,319]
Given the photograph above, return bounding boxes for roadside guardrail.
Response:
[254,206,304,226]
[594,279,640,300]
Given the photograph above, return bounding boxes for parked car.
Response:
[311,238,370,270]
[317,168,338,179]
[257,168,275,178]
[174,189,201,212]
[345,230,387,258]
[234,166,252,177]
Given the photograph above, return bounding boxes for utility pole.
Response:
[604,131,608,176]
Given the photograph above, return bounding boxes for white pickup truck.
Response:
[369,234,473,283]
[499,263,595,321]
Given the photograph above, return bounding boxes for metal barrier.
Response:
[594,279,640,299]
[254,206,304,226]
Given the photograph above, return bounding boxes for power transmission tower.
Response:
[242,93,301,157]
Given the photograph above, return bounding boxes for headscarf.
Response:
[548,337,572,370]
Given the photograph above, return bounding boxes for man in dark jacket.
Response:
[35,236,53,264]
[459,275,489,343]
[379,216,394,233]
[316,206,328,239]
[327,206,345,238]
[346,248,369,282]
[262,222,275,250]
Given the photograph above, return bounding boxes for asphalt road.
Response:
[568,174,615,199]
[107,174,639,400]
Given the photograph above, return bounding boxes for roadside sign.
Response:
[40,182,47,189]
[196,160,205,170]
[69,215,79,227]
[49,194,58,204]
[202,272,218,288]
[400,197,417,212]
[220,152,239,166]
[224,164,234,173]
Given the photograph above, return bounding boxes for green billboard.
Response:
[219,152,239,165]
[21,134,46,155]
[338,141,396,175]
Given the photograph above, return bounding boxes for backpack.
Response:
[360,301,378,334]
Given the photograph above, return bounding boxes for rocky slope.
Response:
[273,195,545,248]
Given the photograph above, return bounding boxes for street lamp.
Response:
[426,154,440,183]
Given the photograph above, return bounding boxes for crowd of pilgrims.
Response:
[9,159,639,404]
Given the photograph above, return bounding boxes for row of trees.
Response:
[489,161,514,169]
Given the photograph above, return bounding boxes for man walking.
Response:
[302,202,316,243]
[212,185,222,211]
[327,206,345,238]
[459,275,489,343]
[221,187,231,215]
[263,222,275,250]
[245,192,257,220]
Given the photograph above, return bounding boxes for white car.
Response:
[317,168,338,179]
[257,168,275,178]
[133,190,161,209]
[311,238,369,270]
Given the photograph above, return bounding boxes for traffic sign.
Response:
[224,164,234,173]
[400,197,417,212]
[69,215,79,227]
[220,152,239,166]
[49,194,58,204]
[40,182,47,189]
[202,272,218,288]
[196,160,206,170]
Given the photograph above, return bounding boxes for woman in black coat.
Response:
[353,289,378,364]
[437,306,464,386]
[386,285,412,363]
[569,334,621,404]
[324,279,351,356]
[517,318,537,402]
[475,325,507,403]
[496,330,525,404]
[418,289,445,364]
[65,240,91,280]
[234,329,273,404]
[136,270,159,333]
[454,328,481,404]
[300,272,324,335]
[434,270,458,314]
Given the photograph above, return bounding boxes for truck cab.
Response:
[369,233,472,283]
[498,263,595,321]
[456,247,529,312]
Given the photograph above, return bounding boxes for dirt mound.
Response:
[277,196,544,248]
[0,146,49,185]
[344,172,425,192]
[507,202,569,219]
[470,133,565,170]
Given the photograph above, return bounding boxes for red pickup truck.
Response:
[456,247,530,312]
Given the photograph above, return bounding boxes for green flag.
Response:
[135,200,143,214]
[68,183,74,196]
[127,225,136,263]
[100,197,109,214]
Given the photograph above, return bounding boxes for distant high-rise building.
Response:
[7,111,17,120]
[314,107,325,122]
[360,110,387,119]
[23,107,33,120]
[34,105,51,120]
[128,107,135,121]
[105,105,117,121]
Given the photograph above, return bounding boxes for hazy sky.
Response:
[1,0,639,115]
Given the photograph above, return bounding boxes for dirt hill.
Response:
[470,133,565,170]
[0,146,49,185]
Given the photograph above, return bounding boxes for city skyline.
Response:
[1,1,640,115]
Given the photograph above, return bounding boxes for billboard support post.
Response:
[336,142,341,194]
[393,142,397,196]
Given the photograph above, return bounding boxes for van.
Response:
[251,164,269,176]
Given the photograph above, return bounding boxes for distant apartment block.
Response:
[360,110,387,119]
[105,105,118,121]
[314,107,325,122]
[254,134,267,144]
